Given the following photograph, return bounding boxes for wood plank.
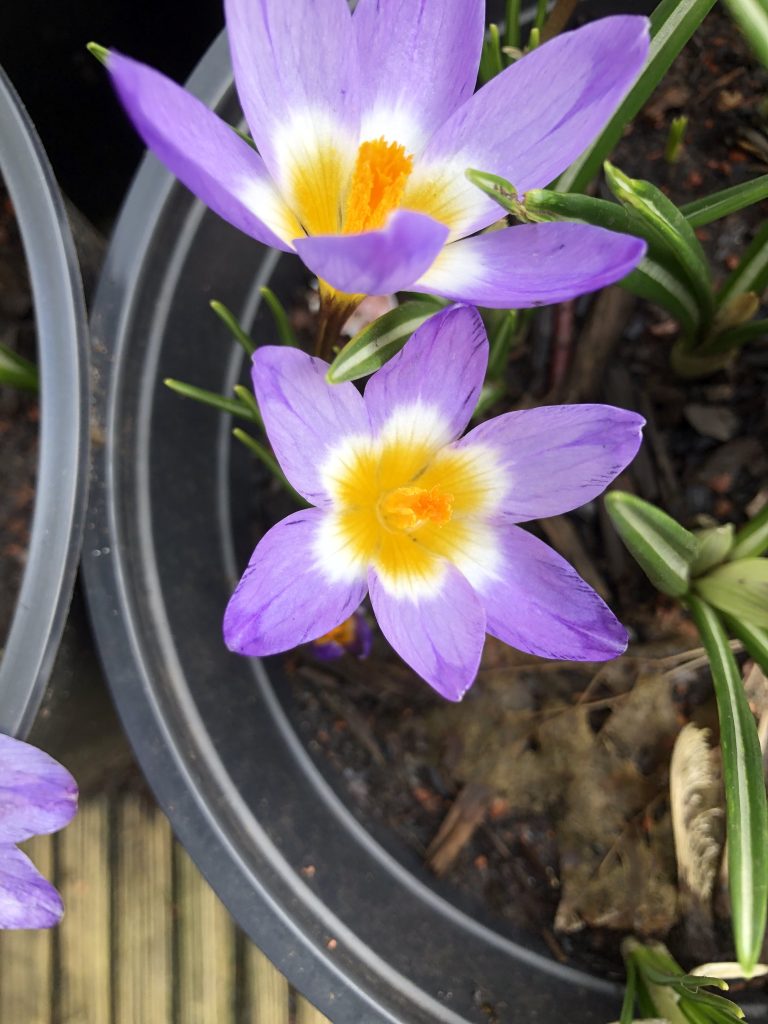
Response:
[296,994,332,1024]
[58,795,111,1024]
[176,843,236,1023]
[114,794,173,1024]
[243,943,290,1024]
[0,834,54,1024]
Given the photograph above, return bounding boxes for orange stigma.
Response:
[380,485,454,532]
[343,137,414,234]
[315,616,357,648]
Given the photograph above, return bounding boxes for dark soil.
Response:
[0,184,38,654]
[241,7,768,990]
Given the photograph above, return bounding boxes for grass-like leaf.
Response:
[718,221,768,309]
[730,501,768,560]
[164,377,259,422]
[687,597,768,976]
[556,0,718,194]
[209,299,256,356]
[326,299,443,383]
[0,343,38,392]
[722,0,768,70]
[681,174,768,227]
[604,491,700,597]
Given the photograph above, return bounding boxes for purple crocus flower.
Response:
[0,734,78,928]
[224,305,644,700]
[310,609,373,661]
[104,1,649,311]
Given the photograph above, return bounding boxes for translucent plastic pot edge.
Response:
[0,67,90,737]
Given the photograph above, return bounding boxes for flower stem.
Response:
[315,286,361,362]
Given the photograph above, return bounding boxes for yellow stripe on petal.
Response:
[403,161,490,241]
[279,114,353,236]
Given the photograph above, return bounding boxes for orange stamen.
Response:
[343,138,414,235]
[315,616,357,648]
[380,485,454,532]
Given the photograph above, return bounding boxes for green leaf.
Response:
[0,343,38,392]
[691,524,735,576]
[604,492,699,597]
[259,286,298,346]
[479,23,504,83]
[164,378,259,422]
[722,0,768,70]
[505,0,521,50]
[232,384,263,426]
[556,0,718,194]
[619,955,638,1024]
[521,187,702,335]
[232,428,307,506]
[665,114,688,165]
[209,300,256,356]
[705,317,768,356]
[718,221,768,309]
[721,616,768,677]
[326,300,439,383]
[86,41,109,65]
[686,596,768,977]
[604,162,714,320]
[472,379,507,421]
[694,559,768,628]
[623,258,700,341]
[486,309,520,378]
[681,175,768,228]
[731,501,768,560]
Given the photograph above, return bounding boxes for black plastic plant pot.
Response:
[82,30,639,1023]
[0,68,90,738]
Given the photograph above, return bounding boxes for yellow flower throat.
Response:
[379,485,454,532]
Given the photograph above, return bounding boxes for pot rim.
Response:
[0,67,90,737]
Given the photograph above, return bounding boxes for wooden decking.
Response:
[0,794,331,1024]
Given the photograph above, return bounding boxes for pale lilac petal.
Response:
[368,564,485,701]
[107,53,301,250]
[0,845,63,929]
[478,526,628,661]
[416,16,650,236]
[0,735,77,844]
[224,509,368,656]
[364,305,487,442]
[224,0,360,186]
[352,0,484,154]
[458,405,644,522]
[413,222,645,308]
[294,210,449,297]
[251,347,370,505]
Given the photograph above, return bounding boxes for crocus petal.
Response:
[107,53,301,250]
[364,305,487,443]
[0,845,63,929]
[458,405,644,522]
[368,564,485,701]
[294,210,449,297]
[477,526,628,661]
[251,347,370,505]
[224,0,360,225]
[413,222,645,308]
[414,16,650,237]
[0,735,77,844]
[352,0,484,154]
[224,509,368,656]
